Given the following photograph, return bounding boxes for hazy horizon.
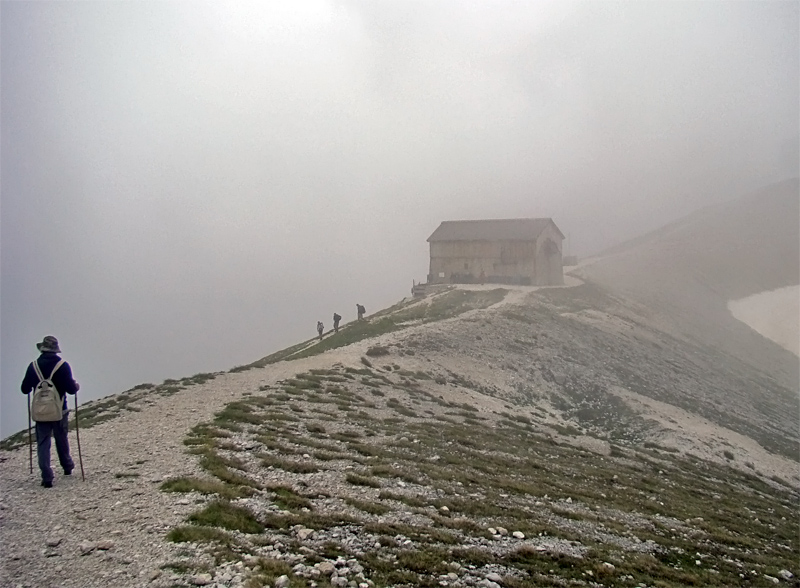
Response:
[2,1,798,437]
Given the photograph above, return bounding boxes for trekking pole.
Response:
[27,395,33,474]
[73,394,85,481]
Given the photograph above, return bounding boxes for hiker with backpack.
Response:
[356,304,365,321]
[20,336,80,488]
[317,321,324,341]
[333,313,341,333]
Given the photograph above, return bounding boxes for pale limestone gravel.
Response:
[0,345,375,588]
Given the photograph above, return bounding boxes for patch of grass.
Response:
[371,465,422,484]
[379,491,427,508]
[197,449,262,489]
[346,473,382,488]
[214,402,265,427]
[161,477,245,499]
[331,430,362,440]
[366,345,390,357]
[182,372,218,386]
[344,497,392,515]
[261,454,320,474]
[188,500,264,533]
[268,485,313,511]
[166,525,235,545]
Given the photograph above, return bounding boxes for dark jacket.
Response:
[21,352,79,411]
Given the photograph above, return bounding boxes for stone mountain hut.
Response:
[427,218,565,286]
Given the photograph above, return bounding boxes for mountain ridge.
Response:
[1,181,798,588]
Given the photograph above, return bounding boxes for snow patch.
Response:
[728,286,799,356]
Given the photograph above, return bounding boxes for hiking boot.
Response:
[41,480,53,488]
[64,468,73,476]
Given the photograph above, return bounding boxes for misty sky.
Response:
[2,1,797,437]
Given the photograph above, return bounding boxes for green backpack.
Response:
[31,359,65,422]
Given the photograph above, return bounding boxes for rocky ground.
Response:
[1,283,798,588]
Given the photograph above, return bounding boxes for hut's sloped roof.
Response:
[428,218,564,242]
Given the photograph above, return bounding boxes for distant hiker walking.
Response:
[20,336,80,488]
[317,321,324,340]
[333,313,341,333]
[356,304,365,321]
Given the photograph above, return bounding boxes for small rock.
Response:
[439,506,449,513]
[496,527,508,536]
[602,562,615,572]
[487,527,497,535]
[96,540,115,550]
[274,575,290,588]
[297,528,314,540]
[318,562,336,576]
[46,537,62,547]
[512,531,525,539]
[779,570,794,580]
[763,575,779,585]
[190,573,213,586]
[78,542,95,555]
[486,572,503,582]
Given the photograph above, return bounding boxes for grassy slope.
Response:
[159,363,798,588]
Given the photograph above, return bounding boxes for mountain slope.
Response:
[578,178,800,389]
[1,182,799,588]
[1,282,797,588]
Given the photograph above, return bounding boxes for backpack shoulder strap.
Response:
[32,360,45,382]
[49,359,66,379]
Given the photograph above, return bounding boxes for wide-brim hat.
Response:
[36,335,61,353]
